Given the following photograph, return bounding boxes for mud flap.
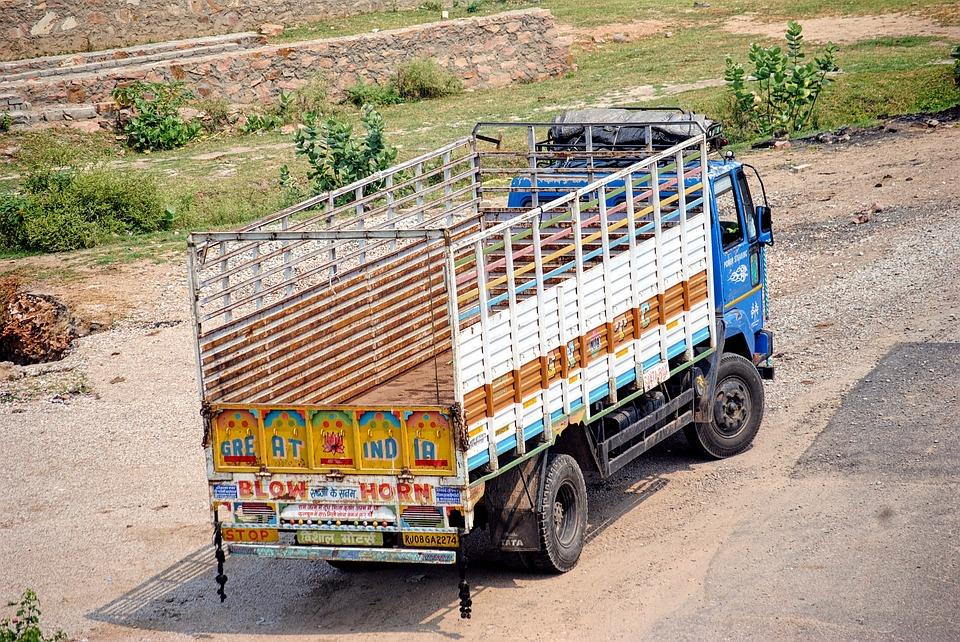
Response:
[484,454,547,552]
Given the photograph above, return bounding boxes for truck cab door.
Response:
[712,171,764,343]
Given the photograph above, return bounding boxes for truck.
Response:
[186,109,774,617]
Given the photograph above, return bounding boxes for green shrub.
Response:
[395,58,463,100]
[0,114,11,133]
[112,80,202,151]
[0,589,66,642]
[345,80,404,107]
[283,104,397,196]
[724,21,839,138]
[194,96,231,132]
[467,0,483,12]
[952,44,960,86]
[286,76,334,122]
[0,193,29,249]
[241,111,284,134]
[420,0,443,10]
[0,133,169,253]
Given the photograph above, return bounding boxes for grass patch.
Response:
[853,35,937,48]
[274,0,535,42]
[2,0,960,261]
[271,0,960,38]
[657,64,960,138]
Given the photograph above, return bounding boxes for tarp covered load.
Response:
[548,109,719,150]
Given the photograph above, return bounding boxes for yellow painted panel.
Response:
[403,410,456,476]
[309,409,358,471]
[357,409,403,472]
[212,408,261,472]
[262,409,309,470]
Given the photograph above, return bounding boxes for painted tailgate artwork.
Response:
[208,404,467,546]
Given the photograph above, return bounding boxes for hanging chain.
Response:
[456,539,472,619]
[213,517,228,602]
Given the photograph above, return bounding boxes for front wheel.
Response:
[685,353,764,458]
[523,454,588,573]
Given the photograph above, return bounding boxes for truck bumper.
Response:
[754,330,775,380]
[228,543,457,565]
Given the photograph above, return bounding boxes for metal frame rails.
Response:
[187,119,716,485]
[453,127,714,475]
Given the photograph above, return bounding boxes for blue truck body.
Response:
[506,157,775,374]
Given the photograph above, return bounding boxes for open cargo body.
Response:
[188,120,715,565]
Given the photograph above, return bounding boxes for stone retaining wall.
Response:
[1,0,427,61]
[7,10,572,117]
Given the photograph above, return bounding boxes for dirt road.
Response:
[2,119,959,641]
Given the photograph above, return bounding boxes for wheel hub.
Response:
[553,482,579,546]
[714,378,750,437]
[553,501,565,530]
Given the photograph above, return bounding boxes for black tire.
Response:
[685,352,764,458]
[524,454,588,573]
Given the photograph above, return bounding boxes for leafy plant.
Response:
[0,133,169,253]
[0,114,11,133]
[283,104,397,196]
[420,0,443,10]
[112,80,202,151]
[467,0,483,12]
[395,58,463,100]
[193,97,231,133]
[952,44,960,86]
[345,80,404,107]
[0,193,30,250]
[0,589,66,642]
[242,90,310,133]
[241,112,284,134]
[285,76,334,122]
[724,21,839,138]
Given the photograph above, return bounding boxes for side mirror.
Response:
[756,205,773,245]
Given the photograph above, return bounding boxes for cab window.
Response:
[736,171,757,242]
[714,179,743,250]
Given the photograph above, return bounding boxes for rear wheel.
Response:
[524,454,587,573]
[685,352,764,458]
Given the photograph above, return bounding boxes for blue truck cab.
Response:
[506,153,775,380]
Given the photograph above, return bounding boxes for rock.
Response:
[612,33,628,43]
[30,11,57,36]
[926,119,940,128]
[773,140,792,149]
[63,105,97,120]
[259,23,285,37]
[65,120,104,133]
[0,281,78,365]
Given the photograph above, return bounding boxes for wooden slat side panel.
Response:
[199,240,453,406]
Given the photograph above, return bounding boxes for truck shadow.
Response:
[88,437,693,637]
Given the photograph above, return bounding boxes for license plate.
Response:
[402,532,459,548]
[643,361,670,390]
[222,527,278,543]
[296,530,383,546]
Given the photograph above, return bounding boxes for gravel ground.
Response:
[1,118,959,641]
